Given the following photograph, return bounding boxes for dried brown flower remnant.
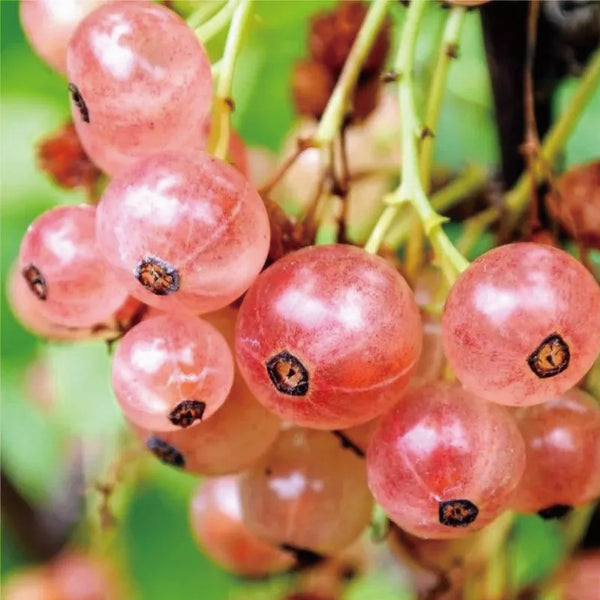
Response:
[37,122,101,197]
[264,197,314,263]
[309,1,390,75]
[546,160,600,248]
[292,60,336,120]
[293,1,390,122]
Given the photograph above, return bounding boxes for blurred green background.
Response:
[1,1,599,598]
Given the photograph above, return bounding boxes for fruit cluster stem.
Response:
[313,0,391,146]
[420,5,466,192]
[384,164,487,249]
[194,0,240,44]
[210,0,253,161]
[364,0,469,285]
[504,48,600,218]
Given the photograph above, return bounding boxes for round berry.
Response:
[442,243,600,406]
[235,244,422,429]
[96,151,270,314]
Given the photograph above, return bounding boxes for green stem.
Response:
[364,0,469,284]
[187,0,226,30]
[210,0,252,161]
[195,0,241,45]
[313,0,391,146]
[370,502,390,542]
[385,163,486,249]
[505,48,600,215]
[420,6,466,192]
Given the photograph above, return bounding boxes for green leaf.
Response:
[232,0,334,150]
[46,342,124,437]
[121,479,235,600]
[507,514,566,589]
[555,74,600,168]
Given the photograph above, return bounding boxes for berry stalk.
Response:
[505,48,600,217]
[419,5,466,193]
[210,0,253,161]
[187,0,227,30]
[383,164,487,250]
[313,0,391,146]
[364,0,469,284]
[194,0,241,45]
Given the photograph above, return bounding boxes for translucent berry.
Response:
[235,244,422,429]
[512,388,600,517]
[66,1,212,175]
[190,476,294,576]
[132,308,281,475]
[240,428,373,555]
[17,205,128,328]
[442,243,600,406]
[554,550,600,600]
[367,382,526,539]
[409,313,444,389]
[96,151,270,314]
[19,0,108,75]
[3,550,121,600]
[112,314,234,431]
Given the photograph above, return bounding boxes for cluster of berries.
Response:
[10,0,600,591]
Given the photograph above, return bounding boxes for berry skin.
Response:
[240,428,373,555]
[3,550,122,600]
[19,0,108,75]
[442,243,600,406]
[555,550,600,600]
[511,388,600,517]
[112,314,234,431]
[66,1,212,175]
[366,382,526,539]
[235,244,422,429]
[409,313,444,389]
[96,151,270,314]
[190,476,294,576]
[17,204,128,329]
[132,307,281,475]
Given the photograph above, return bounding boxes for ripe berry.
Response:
[96,151,270,314]
[112,314,234,431]
[17,204,128,328]
[442,243,600,406]
[367,382,526,539]
[240,428,373,555]
[19,0,108,75]
[132,307,281,474]
[511,388,600,517]
[66,1,212,175]
[235,244,422,429]
[190,476,294,576]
